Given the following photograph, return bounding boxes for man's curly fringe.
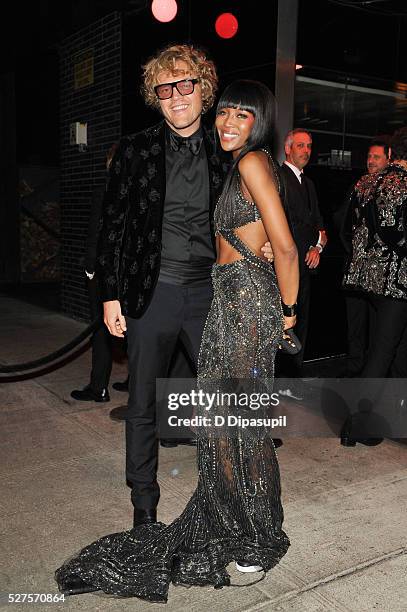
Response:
[142,44,218,114]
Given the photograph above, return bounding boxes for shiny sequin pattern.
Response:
[343,163,407,299]
[55,151,289,603]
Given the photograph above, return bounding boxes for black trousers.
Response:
[88,277,113,392]
[361,294,407,378]
[294,270,311,371]
[345,290,370,375]
[125,281,213,510]
[277,269,310,377]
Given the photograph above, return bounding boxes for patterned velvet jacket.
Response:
[96,120,228,318]
[343,163,407,300]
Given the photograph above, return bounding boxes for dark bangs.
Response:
[216,79,276,148]
[217,82,259,117]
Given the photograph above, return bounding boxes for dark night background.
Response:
[1,0,406,357]
[2,0,406,166]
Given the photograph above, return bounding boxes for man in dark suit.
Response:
[70,145,119,403]
[337,138,391,376]
[279,129,327,375]
[96,44,227,527]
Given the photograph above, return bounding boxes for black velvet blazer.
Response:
[96,120,228,318]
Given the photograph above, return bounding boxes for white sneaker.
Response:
[235,560,262,573]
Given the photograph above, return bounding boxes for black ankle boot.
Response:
[340,416,383,447]
[133,507,157,528]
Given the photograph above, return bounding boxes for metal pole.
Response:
[0,72,19,283]
[341,79,348,167]
[275,0,299,162]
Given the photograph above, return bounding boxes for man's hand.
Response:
[261,241,274,262]
[305,247,320,269]
[104,300,127,337]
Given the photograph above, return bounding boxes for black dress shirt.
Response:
[159,126,215,285]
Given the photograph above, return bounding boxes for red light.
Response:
[151,0,178,23]
[215,13,239,39]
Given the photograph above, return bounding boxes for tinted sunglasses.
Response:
[154,78,200,100]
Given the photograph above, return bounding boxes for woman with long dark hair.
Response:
[56,79,299,602]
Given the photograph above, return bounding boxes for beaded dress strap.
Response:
[261,148,281,194]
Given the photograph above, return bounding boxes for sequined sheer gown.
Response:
[56,151,289,602]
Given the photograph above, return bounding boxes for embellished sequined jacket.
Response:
[96,121,228,318]
[343,163,407,300]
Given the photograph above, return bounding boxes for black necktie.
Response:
[300,174,311,210]
[169,131,203,155]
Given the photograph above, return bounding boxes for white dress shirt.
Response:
[284,161,303,183]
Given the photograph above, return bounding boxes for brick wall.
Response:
[59,12,121,320]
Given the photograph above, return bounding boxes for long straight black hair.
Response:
[215,80,277,228]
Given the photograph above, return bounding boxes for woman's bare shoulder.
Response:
[238,150,269,175]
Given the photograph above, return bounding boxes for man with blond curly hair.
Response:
[96,44,227,527]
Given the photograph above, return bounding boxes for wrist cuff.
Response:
[281,301,297,317]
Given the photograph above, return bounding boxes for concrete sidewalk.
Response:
[1,294,406,611]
